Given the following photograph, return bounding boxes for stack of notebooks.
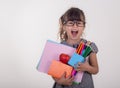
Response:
[37,40,91,84]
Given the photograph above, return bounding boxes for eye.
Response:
[77,21,84,26]
[67,21,74,25]
[77,22,82,25]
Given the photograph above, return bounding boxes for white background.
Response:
[0,0,120,88]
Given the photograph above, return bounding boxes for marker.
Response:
[79,43,85,55]
[72,69,77,76]
[76,42,84,54]
[83,46,92,58]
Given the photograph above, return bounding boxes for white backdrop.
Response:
[0,0,120,88]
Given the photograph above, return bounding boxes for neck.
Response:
[66,39,81,46]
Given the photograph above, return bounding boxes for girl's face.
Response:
[63,20,85,41]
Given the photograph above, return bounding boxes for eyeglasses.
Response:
[64,21,85,27]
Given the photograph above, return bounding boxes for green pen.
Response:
[83,46,92,58]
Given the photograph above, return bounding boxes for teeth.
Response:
[71,31,78,34]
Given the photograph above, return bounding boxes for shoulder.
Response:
[60,41,66,44]
[81,38,99,53]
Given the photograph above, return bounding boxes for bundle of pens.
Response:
[78,41,92,58]
[68,41,92,76]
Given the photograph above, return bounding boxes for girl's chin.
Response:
[68,34,81,40]
[70,36,80,40]
[71,34,79,38]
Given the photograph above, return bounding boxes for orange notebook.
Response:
[48,60,73,79]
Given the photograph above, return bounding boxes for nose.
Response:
[73,23,78,27]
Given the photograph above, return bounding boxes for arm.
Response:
[86,52,99,74]
[76,52,99,74]
[52,72,74,86]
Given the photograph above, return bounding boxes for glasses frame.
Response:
[64,20,85,27]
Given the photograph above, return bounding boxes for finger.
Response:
[69,76,74,81]
[66,75,74,82]
[52,77,59,81]
[66,74,72,79]
[61,72,66,78]
[75,67,81,71]
[77,62,81,66]
[76,69,80,72]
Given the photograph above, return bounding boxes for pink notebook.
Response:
[37,40,84,83]
[37,40,75,73]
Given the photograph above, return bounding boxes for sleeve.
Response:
[90,42,98,54]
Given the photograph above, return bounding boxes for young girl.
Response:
[53,7,99,88]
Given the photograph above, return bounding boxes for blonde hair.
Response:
[59,16,68,41]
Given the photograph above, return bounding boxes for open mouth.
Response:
[71,30,78,36]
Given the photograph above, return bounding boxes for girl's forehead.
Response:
[65,16,83,22]
[64,14,84,22]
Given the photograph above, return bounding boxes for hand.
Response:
[53,72,74,86]
[75,60,90,72]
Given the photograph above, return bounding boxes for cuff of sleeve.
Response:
[90,42,98,53]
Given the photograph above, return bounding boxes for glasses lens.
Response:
[65,21,84,27]
[66,21,74,26]
[77,21,84,27]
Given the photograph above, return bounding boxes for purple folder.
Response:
[37,40,84,83]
